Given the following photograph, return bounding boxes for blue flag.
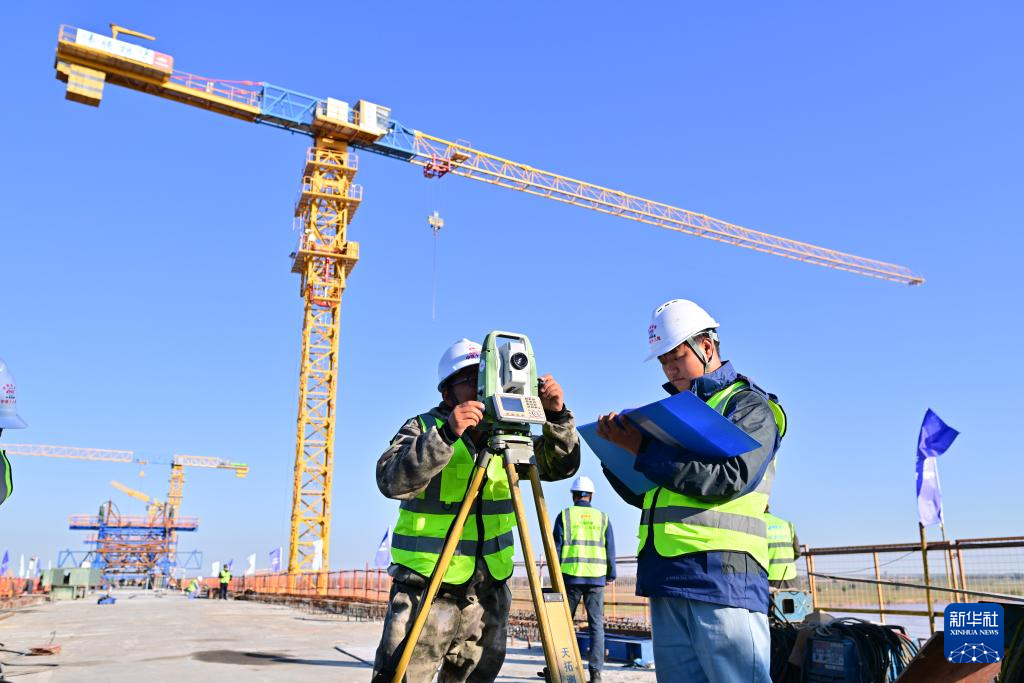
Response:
[1,550,7,576]
[916,409,959,526]
[269,547,281,573]
[374,528,391,569]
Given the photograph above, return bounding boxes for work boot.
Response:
[589,669,602,682]
[536,667,549,680]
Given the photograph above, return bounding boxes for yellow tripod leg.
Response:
[507,462,586,683]
[527,466,586,668]
[390,463,487,683]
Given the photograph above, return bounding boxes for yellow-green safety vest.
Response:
[0,450,11,506]
[559,505,609,578]
[638,380,786,571]
[390,414,516,584]
[765,513,797,581]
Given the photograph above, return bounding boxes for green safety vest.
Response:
[765,513,797,581]
[390,414,516,585]
[220,569,231,584]
[559,505,609,578]
[0,450,11,506]
[638,379,786,571]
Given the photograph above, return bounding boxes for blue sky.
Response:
[2,2,1021,574]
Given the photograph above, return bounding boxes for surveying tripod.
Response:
[388,332,585,683]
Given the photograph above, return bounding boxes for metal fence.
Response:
[802,535,1024,632]
[211,566,392,603]
[207,535,1023,636]
[0,577,40,600]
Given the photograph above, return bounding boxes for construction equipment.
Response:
[6,445,247,517]
[50,24,924,576]
[5,444,247,581]
[164,455,248,563]
[40,567,102,600]
[110,480,165,520]
[110,480,161,507]
[69,501,199,584]
[388,332,583,683]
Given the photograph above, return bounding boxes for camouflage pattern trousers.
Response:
[372,571,512,683]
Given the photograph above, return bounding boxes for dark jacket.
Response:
[602,361,781,614]
[552,499,617,586]
[377,403,580,500]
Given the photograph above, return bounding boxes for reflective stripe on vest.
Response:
[390,415,516,584]
[765,513,797,581]
[559,506,608,578]
[637,380,784,571]
[0,450,11,506]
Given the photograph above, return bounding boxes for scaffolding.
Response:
[67,501,198,584]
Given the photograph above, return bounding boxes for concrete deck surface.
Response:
[0,590,657,682]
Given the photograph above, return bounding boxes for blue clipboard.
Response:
[580,391,760,495]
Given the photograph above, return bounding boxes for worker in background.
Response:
[598,300,786,683]
[549,475,616,683]
[0,358,28,507]
[218,562,231,600]
[372,339,581,683]
[765,508,800,591]
[185,577,201,599]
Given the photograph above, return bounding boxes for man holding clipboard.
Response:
[595,299,786,683]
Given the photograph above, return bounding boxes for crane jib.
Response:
[54,23,921,284]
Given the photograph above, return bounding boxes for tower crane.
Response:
[7,443,249,578]
[5,444,248,522]
[51,24,924,576]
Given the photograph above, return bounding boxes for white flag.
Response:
[311,539,324,571]
[18,554,25,579]
[245,553,256,576]
[211,561,220,578]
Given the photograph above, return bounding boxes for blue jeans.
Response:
[649,597,770,683]
[566,584,605,672]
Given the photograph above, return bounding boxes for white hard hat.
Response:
[0,358,27,429]
[437,339,482,390]
[645,299,719,361]
[570,475,595,494]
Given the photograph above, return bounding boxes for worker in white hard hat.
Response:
[0,358,28,507]
[597,300,787,683]
[372,339,580,683]
[544,474,616,682]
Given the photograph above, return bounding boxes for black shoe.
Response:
[589,670,602,682]
[536,667,549,680]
